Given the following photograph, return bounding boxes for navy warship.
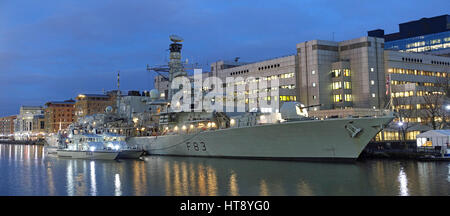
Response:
[124,35,395,161]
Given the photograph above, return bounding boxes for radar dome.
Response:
[169,34,184,43]
[105,106,113,113]
[150,89,160,100]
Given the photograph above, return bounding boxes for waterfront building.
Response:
[211,56,297,112]
[44,99,75,133]
[375,51,450,142]
[296,36,386,111]
[13,106,45,141]
[74,91,118,121]
[295,36,450,142]
[368,14,450,56]
[0,115,17,139]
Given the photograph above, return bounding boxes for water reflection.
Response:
[67,160,74,196]
[229,171,239,196]
[90,161,97,196]
[448,164,450,183]
[259,180,269,196]
[114,173,122,196]
[0,144,450,196]
[398,167,409,196]
[297,180,313,196]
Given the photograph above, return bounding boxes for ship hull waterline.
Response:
[57,150,119,160]
[117,150,144,159]
[128,116,394,162]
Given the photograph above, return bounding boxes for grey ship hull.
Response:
[117,150,144,159]
[57,150,119,160]
[128,116,393,161]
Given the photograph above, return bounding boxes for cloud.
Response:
[0,0,449,115]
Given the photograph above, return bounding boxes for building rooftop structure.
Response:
[369,14,449,42]
[45,99,75,106]
[368,15,450,55]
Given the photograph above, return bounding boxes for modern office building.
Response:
[44,99,75,133]
[13,106,45,140]
[211,56,297,112]
[368,14,450,56]
[296,36,386,111]
[296,36,450,141]
[376,50,450,142]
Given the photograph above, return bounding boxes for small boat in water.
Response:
[57,133,119,160]
[101,133,144,159]
[45,133,62,155]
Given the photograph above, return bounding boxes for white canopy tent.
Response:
[416,130,450,148]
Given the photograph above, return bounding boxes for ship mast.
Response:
[167,35,186,101]
[117,70,121,115]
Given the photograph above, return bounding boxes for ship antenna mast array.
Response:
[117,70,120,94]
[146,34,187,101]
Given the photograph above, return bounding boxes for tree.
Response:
[421,74,450,130]
[392,96,418,149]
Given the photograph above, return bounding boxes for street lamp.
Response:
[445,104,450,111]
[397,121,404,127]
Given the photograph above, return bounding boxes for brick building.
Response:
[0,115,17,138]
[74,91,118,121]
[44,99,75,133]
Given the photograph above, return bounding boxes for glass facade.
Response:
[385,31,450,53]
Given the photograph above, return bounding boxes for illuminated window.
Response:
[280,73,294,79]
[332,82,342,90]
[344,81,351,89]
[343,69,351,77]
[333,94,342,102]
[280,84,295,89]
[331,69,341,77]
[344,94,352,102]
[279,96,296,102]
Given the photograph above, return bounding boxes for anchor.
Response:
[345,121,362,138]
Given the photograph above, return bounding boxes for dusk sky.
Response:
[0,0,448,116]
